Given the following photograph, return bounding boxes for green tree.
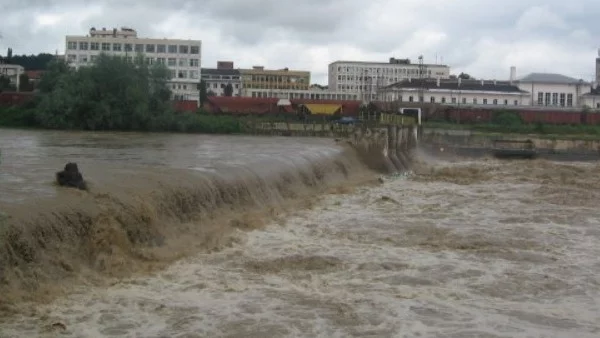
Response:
[198,79,208,105]
[18,73,32,91]
[458,72,472,80]
[224,83,233,97]
[8,53,55,70]
[35,53,172,130]
[0,75,13,92]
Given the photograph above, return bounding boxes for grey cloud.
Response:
[1,0,599,83]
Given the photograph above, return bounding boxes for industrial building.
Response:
[65,27,202,103]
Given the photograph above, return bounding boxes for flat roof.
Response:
[329,60,449,67]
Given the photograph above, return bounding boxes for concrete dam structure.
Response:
[349,125,418,174]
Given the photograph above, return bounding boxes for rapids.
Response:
[1,129,599,337]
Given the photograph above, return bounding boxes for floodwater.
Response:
[0,128,340,205]
[1,129,600,337]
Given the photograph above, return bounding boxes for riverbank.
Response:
[420,127,600,161]
[424,121,600,140]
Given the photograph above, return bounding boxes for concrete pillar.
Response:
[388,125,404,172]
[396,126,411,171]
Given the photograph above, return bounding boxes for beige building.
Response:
[65,27,202,102]
[240,66,310,91]
[245,87,359,101]
[328,57,451,101]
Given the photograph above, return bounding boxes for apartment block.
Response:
[65,27,202,103]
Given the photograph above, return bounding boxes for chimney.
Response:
[436,77,440,87]
[510,66,517,82]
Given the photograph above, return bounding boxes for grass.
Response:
[424,121,600,141]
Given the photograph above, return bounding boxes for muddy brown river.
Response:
[0,128,599,337]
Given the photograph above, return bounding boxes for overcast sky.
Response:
[1,0,599,84]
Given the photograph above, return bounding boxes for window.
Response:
[102,43,110,51]
[451,97,457,104]
[90,55,98,62]
[190,45,200,54]
[178,70,188,78]
[179,45,189,54]
[145,44,155,53]
[67,41,77,50]
[567,94,573,107]
[157,44,166,53]
[189,70,199,79]
[179,58,187,67]
[112,43,122,51]
[156,57,165,65]
[145,57,154,65]
[79,54,88,63]
[67,54,76,62]
[168,45,177,53]
[514,100,518,105]
[135,44,144,52]
[167,58,176,66]
[430,96,435,103]
[560,93,566,106]
[90,42,99,51]
[409,96,414,102]
[462,98,466,104]
[537,92,543,105]
[504,99,508,105]
[493,99,498,105]
[189,59,199,67]
[441,97,446,103]
[169,69,176,79]
[79,42,88,50]
[473,98,478,104]
[545,92,551,106]
[124,44,132,52]
[483,99,488,104]
[552,93,558,105]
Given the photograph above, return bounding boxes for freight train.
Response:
[427,106,600,126]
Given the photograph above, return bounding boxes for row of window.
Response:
[201,74,241,80]
[333,66,447,76]
[67,41,200,55]
[336,75,424,83]
[536,92,574,107]
[396,95,520,106]
[67,54,200,68]
[204,81,241,89]
[251,91,359,100]
[244,75,307,83]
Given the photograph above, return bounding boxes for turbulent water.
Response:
[1,129,600,337]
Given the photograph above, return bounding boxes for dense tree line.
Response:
[0,54,243,133]
[0,49,56,70]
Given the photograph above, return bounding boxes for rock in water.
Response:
[56,162,88,190]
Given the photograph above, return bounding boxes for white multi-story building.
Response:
[65,27,202,103]
[328,57,451,101]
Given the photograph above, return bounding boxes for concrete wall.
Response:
[348,125,417,174]
[420,128,600,156]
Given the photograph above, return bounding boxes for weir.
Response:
[348,124,418,174]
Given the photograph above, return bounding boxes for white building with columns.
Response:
[378,77,531,107]
[65,27,202,103]
[515,72,591,108]
[328,57,451,101]
[0,63,24,90]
